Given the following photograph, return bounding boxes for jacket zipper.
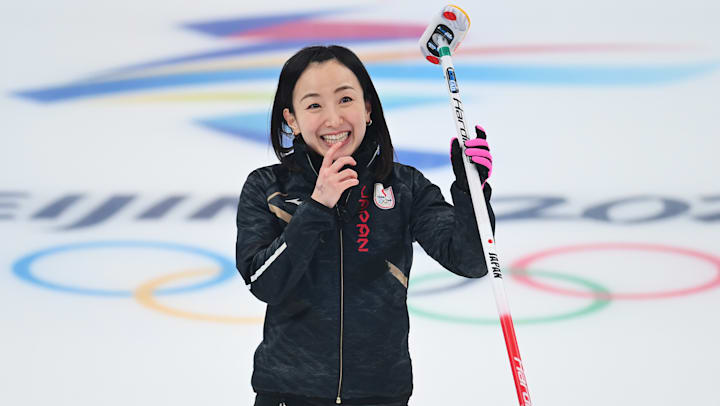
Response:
[336,225,344,404]
[335,179,352,404]
[307,151,356,404]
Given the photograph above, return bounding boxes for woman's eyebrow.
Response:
[299,92,320,101]
[334,85,355,93]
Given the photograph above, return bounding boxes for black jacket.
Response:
[235,134,494,404]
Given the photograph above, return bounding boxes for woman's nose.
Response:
[324,106,343,128]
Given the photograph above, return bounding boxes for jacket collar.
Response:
[290,129,381,221]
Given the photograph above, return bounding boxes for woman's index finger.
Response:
[321,142,342,168]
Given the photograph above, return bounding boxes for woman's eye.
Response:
[306,103,320,109]
[340,96,353,103]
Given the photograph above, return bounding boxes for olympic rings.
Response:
[407,270,611,325]
[12,240,718,326]
[510,243,720,300]
[134,269,264,324]
[12,241,236,297]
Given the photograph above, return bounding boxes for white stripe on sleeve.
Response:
[250,242,287,283]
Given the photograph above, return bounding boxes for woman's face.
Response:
[283,59,372,157]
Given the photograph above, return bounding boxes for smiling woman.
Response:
[269,45,395,183]
[281,59,374,208]
[235,45,496,406]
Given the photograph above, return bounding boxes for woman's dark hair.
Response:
[269,45,395,180]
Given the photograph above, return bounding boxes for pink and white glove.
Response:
[450,125,492,191]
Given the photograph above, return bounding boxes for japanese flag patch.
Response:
[373,183,395,210]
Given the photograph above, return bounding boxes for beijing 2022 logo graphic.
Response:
[13,9,720,170]
[7,9,720,326]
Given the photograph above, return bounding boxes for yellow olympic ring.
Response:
[134,269,264,324]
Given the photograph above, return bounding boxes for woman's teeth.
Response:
[321,132,349,144]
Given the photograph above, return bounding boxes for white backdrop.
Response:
[2,1,720,405]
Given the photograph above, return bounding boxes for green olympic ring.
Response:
[407,270,611,325]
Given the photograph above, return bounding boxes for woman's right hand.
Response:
[311,142,359,208]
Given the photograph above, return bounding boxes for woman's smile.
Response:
[320,131,351,146]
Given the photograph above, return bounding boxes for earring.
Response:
[366,119,373,127]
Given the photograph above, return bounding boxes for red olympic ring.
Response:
[510,243,720,300]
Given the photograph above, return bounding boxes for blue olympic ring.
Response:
[12,240,236,297]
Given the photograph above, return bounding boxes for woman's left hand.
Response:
[450,125,492,191]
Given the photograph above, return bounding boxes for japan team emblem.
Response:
[373,183,395,210]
